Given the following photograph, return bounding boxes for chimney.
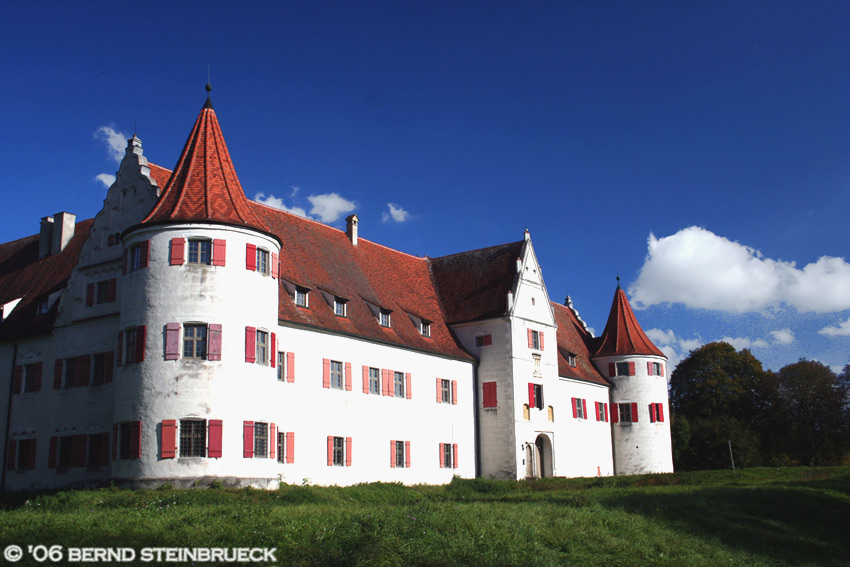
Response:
[346,214,359,246]
[39,216,54,259]
[51,212,76,255]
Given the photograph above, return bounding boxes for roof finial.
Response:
[616,274,621,289]
[203,69,214,110]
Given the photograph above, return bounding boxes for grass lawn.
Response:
[0,467,848,566]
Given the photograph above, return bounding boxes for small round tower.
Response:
[591,282,673,475]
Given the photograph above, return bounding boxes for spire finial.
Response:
[616,275,621,289]
[203,72,214,110]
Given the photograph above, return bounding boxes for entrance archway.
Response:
[525,434,554,479]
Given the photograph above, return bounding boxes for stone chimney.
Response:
[39,216,54,259]
[346,214,359,246]
[51,212,76,255]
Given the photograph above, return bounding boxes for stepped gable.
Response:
[551,302,609,385]
[0,219,94,340]
[141,96,270,234]
[251,202,472,361]
[593,284,664,358]
[428,241,524,324]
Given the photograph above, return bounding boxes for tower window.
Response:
[188,239,212,265]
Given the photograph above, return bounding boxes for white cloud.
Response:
[769,328,795,345]
[719,336,770,350]
[819,316,850,337]
[95,173,116,189]
[645,328,704,371]
[308,193,356,223]
[382,203,410,223]
[254,192,307,218]
[94,126,129,163]
[629,226,850,314]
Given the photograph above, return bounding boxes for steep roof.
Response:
[551,302,609,386]
[593,285,665,358]
[141,96,270,234]
[429,241,524,324]
[251,203,473,361]
[0,220,93,340]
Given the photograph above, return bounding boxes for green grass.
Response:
[1,467,848,566]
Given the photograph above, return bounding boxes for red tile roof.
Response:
[141,99,270,234]
[594,285,665,358]
[148,163,172,188]
[551,302,609,386]
[0,220,93,340]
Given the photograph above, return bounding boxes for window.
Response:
[180,420,206,457]
[482,381,497,408]
[295,288,309,308]
[23,363,38,393]
[256,248,269,274]
[572,397,586,419]
[92,353,106,386]
[648,362,664,376]
[437,379,457,404]
[533,354,541,376]
[15,439,37,470]
[379,309,391,328]
[334,298,347,317]
[188,239,212,265]
[390,440,410,468]
[547,406,555,422]
[57,436,72,470]
[125,328,138,363]
[128,242,148,272]
[440,443,458,469]
[328,436,352,467]
[369,367,381,395]
[616,362,631,377]
[330,360,343,389]
[64,358,76,388]
[36,299,49,315]
[420,321,431,337]
[529,329,543,350]
[528,383,544,410]
[183,325,208,360]
[277,353,285,380]
[474,334,492,347]
[395,440,406,468]
[610,361,636,377]
[394,371,405,398]
[568,353,577,367]
[617,403,635,423]
[118,421,141,460]
[87,433,109,469]
[649,403,665,423]
[253,422,269,458]
[332,436,345,466]
[596,402,608,422]
[96,280,109,304]
[256,330,268,366]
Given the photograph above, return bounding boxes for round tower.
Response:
[591,282,673,475]
[114,89,282,487]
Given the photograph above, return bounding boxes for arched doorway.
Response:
[525,434,554,479]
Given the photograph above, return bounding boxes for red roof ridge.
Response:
[430,240,524,261]
[593,286,665,358]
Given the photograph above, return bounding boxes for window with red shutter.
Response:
[245,327,256,363]
[611,404,619,423]
[271,252,279,279]
[362,366,369,393]
[404,441,411,468]
[572,397,578,418]
[539,332,544,351]
[208,324,222,361]
[528,383,536,409]
[170,238,185,266]
[161,420,177,458]
[609,363,616,377]
[405,373,412,399]
[483,381,497,408]
[286,352,295,382]
[451,380,457,405]
[270,333,276,367]
[285,432,295,463]
[135,325,146,362]
[345,362,353,392]
[130,421,141,459]
[243,421,254,458]
[140,240,150,268]
[658,404,664,422]
[246,243,257,270]
[207,420,222,458]
[345,437,352,466]
[165,323,181,360]
[211,239,226,266]
[452,444,458,469]
[390,439,396,468]
[269,423,277,461]
[323,359,331,388]
[582,399,587,420]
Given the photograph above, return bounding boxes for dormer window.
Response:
[568,353,577,367]
[36,299,49,315]
[420,321,431,337]
[379,309,391,328]
[334,298,347,317]
[295,287,309,308]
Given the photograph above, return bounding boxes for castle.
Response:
[0,91,673,490]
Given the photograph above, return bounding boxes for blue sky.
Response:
[2,1,848,373]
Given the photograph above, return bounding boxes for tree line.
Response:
[669,342,849,470]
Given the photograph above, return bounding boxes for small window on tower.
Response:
[188,239,212,265]
[616,362,631,377]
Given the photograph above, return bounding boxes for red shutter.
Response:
[54,359,63,389]
[345,362,352,392]
[594,402,600,421]
[405,373,412,399]
[270,333,276,367]
[572,398,578,418]
[246,243,257,271]
[245,327,256,363]
[106,278,117,303]
[539,332,545,351]
[439,443,445,467]
[271,252,279,279]
[611,404,619,423]
[390,440,396,468]
[208,420,223,458]
[286,352,295,383]
[117,331,123,366]
[170,238,184,266]
[6,440,16,470]
[436,378,441,402]
[527,329,534,348]
[452,444,459,469]
[135,325,146,362]
[12,365,21,394]
[628,361,635,376]
[122,249,128,274]
[649,404,657,423]
[86,283,95,306]
[33,362,42,392]
[660,364,665,377]
[285,432,295,463]
[404,441,411,468]
[140,240,150,268]
[609,363,616,377]
[112,424,118,461]
[323,359,331,388]
[130,421,141,459]
[483,334,492,346]
[631,402,639,422]
[451,380,458,405]
[362,366,369,393]
[604,403,609,422]
[327,436,334,466]
[48,437,57,468]
[243,421,254,458]
[647,361,653,375]
[382,369,390,396]
[269,423,276,460]
[165,323,181,360]
[528,383,535,408]
[208,324,222,361]
[658,404,664,422]
[582,399,587,420]
[161,420,177,458]
[212,239,226,266]
[483,381,497,408]
[76,355,90,387]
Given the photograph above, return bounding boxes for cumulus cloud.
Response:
[769,328,795,345]
[645,328,703,371]
[819,316,850,337]
[629,227,850,314]
[382,203,410,223]
[719,336,770,350]
[254,192,308,218]
[94,126,129,163]
[95,173,116,189]
[308,193,356,223]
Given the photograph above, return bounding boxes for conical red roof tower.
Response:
[594,283,664,358]
[141,87,269,233]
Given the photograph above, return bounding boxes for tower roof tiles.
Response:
[594,285,665,358]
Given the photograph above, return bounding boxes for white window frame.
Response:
[188,239,212,265]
